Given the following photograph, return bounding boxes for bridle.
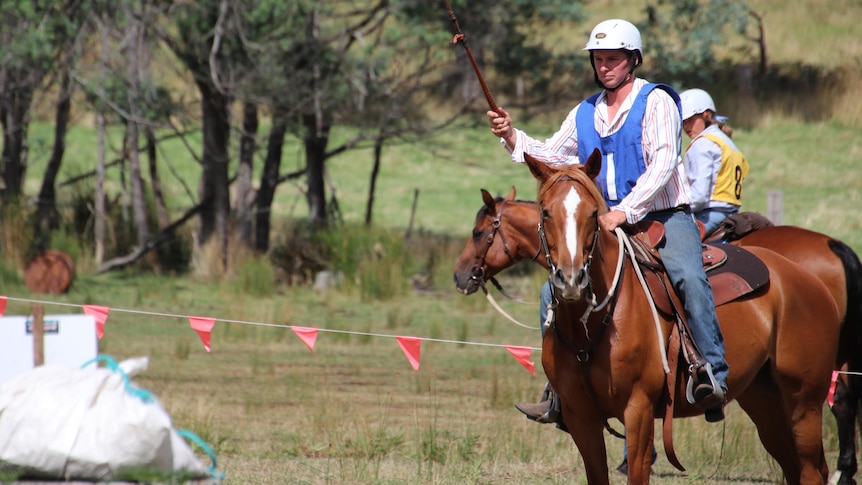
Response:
[536,176,604,326]
[469,200,541,299]
[537,204,601,305]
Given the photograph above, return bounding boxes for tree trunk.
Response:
[94,13,109,266]
[254,106,288,253]
[145,126,169,229]
[127,119,149,247]
[364,138,383,226]
[95,110,106,266]
[234,101,258,245]
[126,3,149,249]
[34,70,72,250]
[196,81,232,262]
[303,112,330,229]
[0,70,34,204]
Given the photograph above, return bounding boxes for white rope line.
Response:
[0,295,541,351]
[484,289,540,330]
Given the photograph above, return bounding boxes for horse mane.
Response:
[537,164,609,215]
[491,196,536,204]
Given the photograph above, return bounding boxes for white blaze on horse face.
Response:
[563,187,582,285]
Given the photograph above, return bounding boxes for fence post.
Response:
[767,190,783,226]
[32,303,45,367]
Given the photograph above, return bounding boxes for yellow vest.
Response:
[693,133,749,206]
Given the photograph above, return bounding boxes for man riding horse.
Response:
[486,19,727,423]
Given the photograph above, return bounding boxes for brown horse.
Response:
[454,189,862,485]
[519,149,840,484]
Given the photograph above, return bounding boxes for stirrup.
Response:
[685,362,726,410]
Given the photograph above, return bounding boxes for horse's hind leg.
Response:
[774,364,832,485]
[737,370,807,483]
[831,375,858,485]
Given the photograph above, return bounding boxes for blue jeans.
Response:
[695,207,738,237]
[649,208,728,389]
[538,208,728,390]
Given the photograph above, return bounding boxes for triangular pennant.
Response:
[505,345,536,375]
[83,305,110,340]
[291,326,318,353]
[0,296,6,317]
[396,336,422,371]
[827,370,840,407]
[188,316,216,352]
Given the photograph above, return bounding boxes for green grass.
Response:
[0,257,852,484]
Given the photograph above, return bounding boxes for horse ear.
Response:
[481,189,496,212]
[523,154,553,184]
[505,186,516,201]
[583,148,602,179]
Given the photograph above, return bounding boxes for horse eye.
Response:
[541,209,549,219]
[472,229,483,239]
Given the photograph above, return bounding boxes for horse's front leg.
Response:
[622,401,657,484]
[564,411,611,485]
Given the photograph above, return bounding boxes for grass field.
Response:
[0,270,847,484]
[4,0,862,483]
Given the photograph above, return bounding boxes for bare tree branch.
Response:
[209,0,230,93]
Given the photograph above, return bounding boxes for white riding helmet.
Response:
[680,88,716,121]
[583,19,643,59]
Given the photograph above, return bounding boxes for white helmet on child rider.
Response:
[680,88,716,121]
[584,19,643,61]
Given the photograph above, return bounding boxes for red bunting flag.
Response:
[291,326,318,353]
[188,316,216,352]
[396,336,422,371]
[827,370,840,407]
[0,296,6,317]
[83,305,110,340]
[505,346,536,375]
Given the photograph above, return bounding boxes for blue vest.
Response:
[575,83,681,206]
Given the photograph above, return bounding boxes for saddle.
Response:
[629,220,769,311]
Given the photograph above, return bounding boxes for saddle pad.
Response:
[705,243,769,306]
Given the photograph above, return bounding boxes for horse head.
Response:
[525,149,606,301]
[453,186,520,295]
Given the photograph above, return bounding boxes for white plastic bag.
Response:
[0,355,219,481]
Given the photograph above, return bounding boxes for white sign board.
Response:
[0,314,98,388]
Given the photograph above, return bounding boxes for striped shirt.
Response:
[504,78,691,224]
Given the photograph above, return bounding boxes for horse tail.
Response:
[828,239,862,403]
[828,239,862,481]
